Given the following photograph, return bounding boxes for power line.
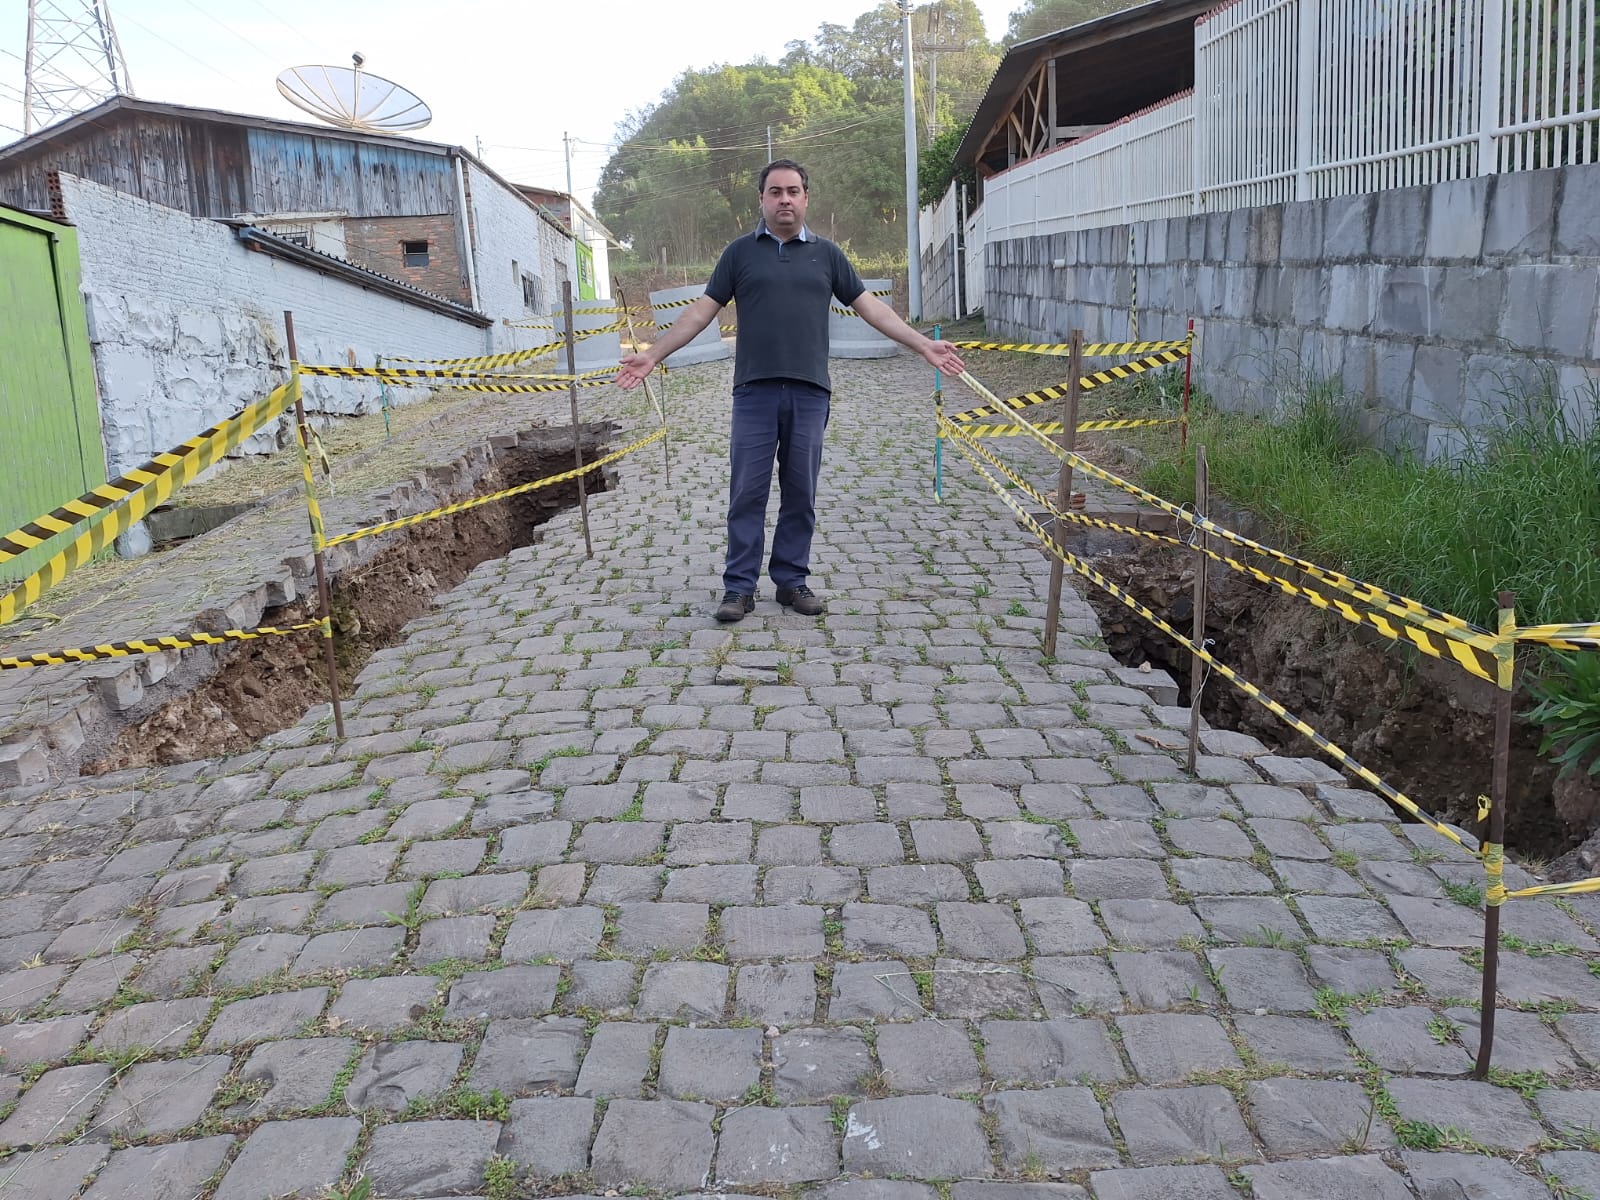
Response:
[237,0,319,47]
[112,8,241,86]
[171,0,280,64]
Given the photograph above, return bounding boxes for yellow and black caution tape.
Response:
[0,382,293,568]
[301,336,627,383]
[828,288,895,317]
[381,378,614,395]
[949,349,1192,424]
[966,417,1180,438]
[955,370,1497,659]
[941,418,1499,682]
[1,620,324,671]
[378,325,625,372]
[299,364,614,394]
[651,295,713,312]
[950,338,1191,357]
[507,367,618,382]
[383,340,565,370]
[939,417,1477,855]
[325,428,666,548]
[0,383,296,627]
[1512,621,1600,649]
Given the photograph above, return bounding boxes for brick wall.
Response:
[343,213,470,305]
[981,162,1600,460]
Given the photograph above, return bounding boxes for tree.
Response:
[596,63,856,261]
[918,120,973,207]
[1003,0,1134,47]
[596,0,999,264]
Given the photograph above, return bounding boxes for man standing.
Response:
[615,160,965,623]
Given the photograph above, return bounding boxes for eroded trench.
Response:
[82,423,613,775]
[1066,518,1596,877]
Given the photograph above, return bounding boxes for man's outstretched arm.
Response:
[614,295,725,389]
[850,292,966,377]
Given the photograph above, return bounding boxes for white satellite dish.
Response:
[276,54,432,133]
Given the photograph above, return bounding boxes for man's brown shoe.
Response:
[775,585,824,616]
[716,591,756,623]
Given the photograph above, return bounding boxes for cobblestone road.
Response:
[0,354,1597,1200]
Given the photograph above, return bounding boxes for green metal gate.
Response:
[0,205,104,589]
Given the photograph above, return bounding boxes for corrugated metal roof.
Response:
[956,0,1214,174]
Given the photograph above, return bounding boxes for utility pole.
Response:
[767,125,773,163]
[921,4,962,139]
[24,0,132,135]
[563,130,574,199]
[901,0,923,321]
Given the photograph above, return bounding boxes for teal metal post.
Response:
[377,355,392,438]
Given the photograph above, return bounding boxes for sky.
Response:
[0,0,1021,205]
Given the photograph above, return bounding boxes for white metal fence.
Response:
[978,92,1196,240]
[963,202,984,317]
[957,0,1600,242]
[921,184,959,257]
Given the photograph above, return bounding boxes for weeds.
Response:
[1138,367,1600,633]
[1442,879,1484,908]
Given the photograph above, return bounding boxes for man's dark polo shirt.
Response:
[705,222,866,393]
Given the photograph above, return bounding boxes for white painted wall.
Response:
[59,174,492,478]
[465,161,574,351]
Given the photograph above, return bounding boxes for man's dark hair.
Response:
[759,159,809,193]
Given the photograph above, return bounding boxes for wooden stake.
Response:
[282,311,345,740]
[1474,590,1517,1079]
[561,281,594,559]
[1186,444,1209,775]
[1042,329,1084,659]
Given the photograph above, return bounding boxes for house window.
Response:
[522,273,543,313]
[402,240,429,268]
[277,226,312,248]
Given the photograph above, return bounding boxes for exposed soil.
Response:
[1073,527,1590,872]
[83,429,611,773]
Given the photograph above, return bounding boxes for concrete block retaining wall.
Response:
[982,162,1600,459]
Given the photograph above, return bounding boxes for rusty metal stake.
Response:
[561,281,594,559]
[1186,444,1209,775]
[1474,589,1517,1079]
[282,311,345,740]
[1181,318,1195,452]
[1042,330,1084,660]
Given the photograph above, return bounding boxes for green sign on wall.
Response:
[575,240,596,300]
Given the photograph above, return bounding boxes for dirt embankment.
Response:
[86,429,610,773]
[1074,524,1596,877]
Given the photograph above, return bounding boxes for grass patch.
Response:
[1135,367,1600,632]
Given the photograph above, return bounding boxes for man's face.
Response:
[760,168,809,237]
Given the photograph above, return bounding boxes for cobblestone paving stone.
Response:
[0,354,1596,1198]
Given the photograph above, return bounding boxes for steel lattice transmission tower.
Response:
[24,0,133,135]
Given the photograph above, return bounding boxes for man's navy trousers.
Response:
[724,378,830,595]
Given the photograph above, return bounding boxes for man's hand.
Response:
[919,340,966,377]
[614,352,657,390]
